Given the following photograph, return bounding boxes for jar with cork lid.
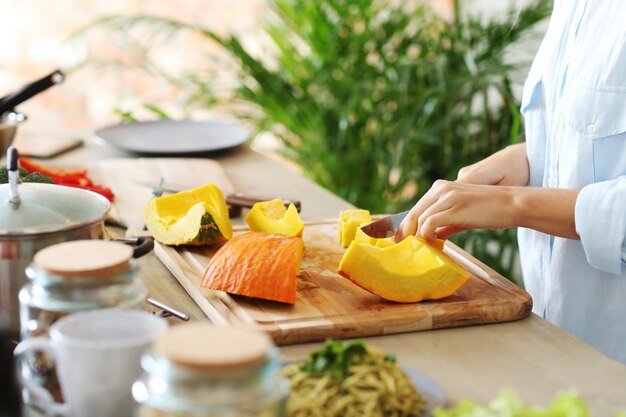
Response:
[19,239,149,341]
[132,323,289,417]
[17,239,150,403]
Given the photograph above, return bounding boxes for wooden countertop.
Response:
[48,137,626,415]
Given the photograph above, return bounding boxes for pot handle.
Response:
[131,237,154,258]
[114,237,154,258]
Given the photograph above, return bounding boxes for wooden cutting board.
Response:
[89,158,234,234]
[156,222,532,345]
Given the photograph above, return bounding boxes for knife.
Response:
[360,210,409,238]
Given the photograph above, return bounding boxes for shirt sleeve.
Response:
[575,175,626,275]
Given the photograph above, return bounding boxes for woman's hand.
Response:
[395,181,517,242]
[395,143,531,242]
[456,143,530,186]
[395,182,581,242]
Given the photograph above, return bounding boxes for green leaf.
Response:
[300,339,370,380]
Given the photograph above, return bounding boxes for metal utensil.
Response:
[0,70,65,114]
[147,297,189,321]
[359,210,410,238]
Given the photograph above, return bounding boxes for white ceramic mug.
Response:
[14,309,168,417]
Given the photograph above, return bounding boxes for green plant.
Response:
[74,0,551,283]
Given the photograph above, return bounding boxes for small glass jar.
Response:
[133,323,289,417]
[19,240,147,340]
[18,239,148,402]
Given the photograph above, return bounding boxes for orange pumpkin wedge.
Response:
[201,231,304,304]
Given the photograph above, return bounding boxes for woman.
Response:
[397,0,626,363]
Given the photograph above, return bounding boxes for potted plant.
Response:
[74,0,552,283]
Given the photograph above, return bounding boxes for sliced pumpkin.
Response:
[338,209,371,248]
[245,198,304,237]
[354,227,395,248]
[354,227,444,250]
[201,231,304,304]
[338,236,469,303]
[143,184,232,246]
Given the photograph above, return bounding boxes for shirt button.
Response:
[587,123,597,134]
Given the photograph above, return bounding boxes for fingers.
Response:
[418,210,451,242]
[395,209,418,242]
[395,180,452,242]
[435,225,467,240]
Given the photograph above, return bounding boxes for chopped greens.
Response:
[300,339,394,380]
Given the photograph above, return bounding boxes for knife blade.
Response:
[360,210,410,238]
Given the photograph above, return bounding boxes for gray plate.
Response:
[403,366,447,415]
[94,119,249,155]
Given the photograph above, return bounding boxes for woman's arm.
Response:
[395,181,580,242]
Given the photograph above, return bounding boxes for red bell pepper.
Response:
[19,157,115,202]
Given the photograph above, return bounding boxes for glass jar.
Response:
[19,240,147,340]
[18,239,148,402]
[133,323,289,417]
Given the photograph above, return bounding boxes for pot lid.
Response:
[0,183,110,236]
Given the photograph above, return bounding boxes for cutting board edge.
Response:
[223,307,533,346]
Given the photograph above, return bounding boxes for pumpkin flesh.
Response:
[201,231,304,304]
[246,198,304,237]
[144,184,232,246]
[353,227,396,248]
[338,236,469,303]
[338,209,371,248]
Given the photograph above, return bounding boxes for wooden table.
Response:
[47,137,626,415]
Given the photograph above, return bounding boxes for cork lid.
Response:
[154,323,272,372]
[33,240,133,278]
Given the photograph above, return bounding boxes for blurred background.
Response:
[0,0,543,133]
[0,0,551,282]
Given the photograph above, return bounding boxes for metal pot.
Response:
[0,148,110,331]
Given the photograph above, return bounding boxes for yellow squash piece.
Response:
[338,209,371,247]
[354,227,395,248]
[143,184,232,246]
[338,236,469,303]
[246,198,304,237]
[354,227,444,250]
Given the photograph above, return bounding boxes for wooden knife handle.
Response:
[226,193,301,218]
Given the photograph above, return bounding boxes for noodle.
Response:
[283,347,426,417]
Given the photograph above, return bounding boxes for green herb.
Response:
[300,340,368,380]
[300,339,395,380]
[384,352,397,363]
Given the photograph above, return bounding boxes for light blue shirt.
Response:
[519,0,626,363]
